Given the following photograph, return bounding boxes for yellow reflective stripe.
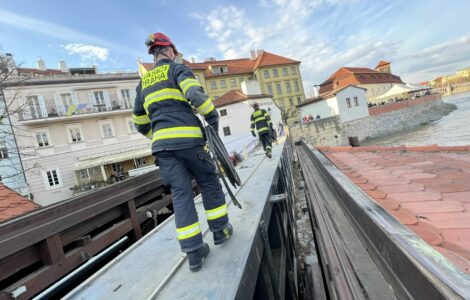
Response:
[254,116,266,123]
[145,129,153,139]
[132,114,150,125]
[253,110,263,117]
[152,126,203,142]
[197,98,215,115]
[258,127,269,132]
[144,88,187,111]
[180,78,202,95]
[206,204,227,220]
[176,222,201,240]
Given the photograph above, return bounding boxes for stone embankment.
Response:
[290,94,456,146]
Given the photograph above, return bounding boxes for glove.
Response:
[252,132,256,137]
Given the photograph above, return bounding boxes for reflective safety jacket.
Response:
[250,108,272,135]
[132,58,219,153]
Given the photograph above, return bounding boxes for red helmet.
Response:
[145,32,179,55]
[252,102,259,109]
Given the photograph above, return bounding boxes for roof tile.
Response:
[0,184,39,222]
[322,146,470,274]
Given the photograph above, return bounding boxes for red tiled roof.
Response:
[140,51,299,79]
[319,67,404,95]
[16,67,68,76]
[319,145,470,275]
[252,51,299,69]
[0,184,39,222]
[213,90,272,108]
[375,60,391,68]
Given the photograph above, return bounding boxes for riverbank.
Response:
[290,94,455,147]
[363,93,469,146]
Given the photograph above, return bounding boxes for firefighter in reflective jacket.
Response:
[132,32,233,272]
[250,103,273,158]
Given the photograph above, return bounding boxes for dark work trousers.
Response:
[156,146,229,252]
[259,133,273,155]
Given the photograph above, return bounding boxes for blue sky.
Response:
[1,0,469,95]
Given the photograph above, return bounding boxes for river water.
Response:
[364,92,470,146]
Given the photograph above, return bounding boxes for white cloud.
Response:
[62,44,109,62]
[190,1,470,91]
[0,9,140,57]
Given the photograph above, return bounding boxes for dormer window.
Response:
[211,65,229,74]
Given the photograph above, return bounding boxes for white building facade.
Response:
[4,73,157,206]
[214,81,282,154]
[298,85,369,123]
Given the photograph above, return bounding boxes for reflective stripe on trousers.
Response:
[177,222,201,240]
[206,204,227,220]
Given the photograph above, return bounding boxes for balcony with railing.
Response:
[18,90,135,124]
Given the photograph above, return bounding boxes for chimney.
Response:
[190,57,196,63]
[58,59,68,72]
[249,50,257,60]
[256,49,264,56]
[92,64,98,73]
[313,85,320,97]
[36,57,46,70]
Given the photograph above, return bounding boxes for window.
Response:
[111,163,122,173]
[220,80,226,89]
[282,67,288,76]
[0,142,7,159]
[26,96,42,119]
[279,99,285,108]
[354,97,359,106]
[294,81,300,92]
[230,79,237,87]
[297,97,302,105]
[263,70,270,79]
[121,89,133,109]
[210,80,217,90]
[195,74,200,82]
[135,157,147,168]
[36,131,50,147]
[94,91,106,111]
[45,169,61,188]
[272,69,279,77]
[127,118,137,133]
[100,120,114,138]
[276,83,282,94]
[290,66,296,75]
[289,98,294,106]
[239,77,244,84]
[61,93,73,107]
[223,126,231,137]
[79,169,89,180]
[220,109,228,117]
[286,82,292,93]
[346,98,352,108]
[69,127,83,143]
[267,84,273,95]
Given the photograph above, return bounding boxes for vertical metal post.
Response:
[260,220,280,300]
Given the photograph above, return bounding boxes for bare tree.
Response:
[0,52,39,195]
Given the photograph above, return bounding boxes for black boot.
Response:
[213,223,233,245]
[187,243,210,272]
[266,151,272,158]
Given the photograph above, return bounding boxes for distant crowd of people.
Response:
[302,114,321,123]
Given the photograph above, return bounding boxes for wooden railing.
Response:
[0,171,186,300]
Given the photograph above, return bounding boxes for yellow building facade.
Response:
[141,51,306,121]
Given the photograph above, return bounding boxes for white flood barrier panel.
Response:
[65,142,283,300]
